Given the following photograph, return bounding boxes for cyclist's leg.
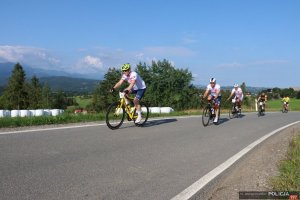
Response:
[214,96,221,123]
[133,89,146,122]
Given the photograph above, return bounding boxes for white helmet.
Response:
[210,78,216,83]
[234,83,239,87]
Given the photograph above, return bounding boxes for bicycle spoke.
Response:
[106,102,125,129]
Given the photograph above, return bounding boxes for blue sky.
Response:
[0,0,299,88]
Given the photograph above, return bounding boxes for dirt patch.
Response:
[205,124,300,200]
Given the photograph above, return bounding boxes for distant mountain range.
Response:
[0,62,100,94]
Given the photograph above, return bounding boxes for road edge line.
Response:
[170,120,300,200]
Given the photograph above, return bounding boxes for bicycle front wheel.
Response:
[202,106,211,127]
[229,107,235,119]
[106,102,125,130]
[134,102,149,127]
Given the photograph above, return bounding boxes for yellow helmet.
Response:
[121,63,131,71]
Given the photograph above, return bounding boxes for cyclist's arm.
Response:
[227,92,234,100]
[215,89,220,98]
[124,79,136,91]
[203,89,209,99]
[113,79,125,90]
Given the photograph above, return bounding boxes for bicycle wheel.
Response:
[229,106,235,119]
[134,102,149,127]
[106,101,125,130]
[202,106,211,126]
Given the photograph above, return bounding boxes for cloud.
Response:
[72,55,104,74]
[181,37,198,45]
[144,46,196,57]
[217,59,289,70]
[0,45,61,69]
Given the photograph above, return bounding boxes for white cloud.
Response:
[72,55,104,74]
[0,45,61,69]
[144,46,196,57]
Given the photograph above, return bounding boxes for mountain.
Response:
[0,62,100,94]
[39,76,99,93]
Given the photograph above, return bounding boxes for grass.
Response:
[267,98,300,111]
[0,113,106,128]
[75,96,92,108]
[269,133,300,190]
[0,98,299,128]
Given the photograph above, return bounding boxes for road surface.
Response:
[1,112,300,200]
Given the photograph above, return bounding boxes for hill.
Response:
[39,76,99,93]
[0,62,100,94]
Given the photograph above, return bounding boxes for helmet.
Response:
[210,78,216,83]
[234,84,239,87]
[121,63,131,71]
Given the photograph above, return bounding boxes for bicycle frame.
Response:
[118,92,136,120]
[106,91,149,130]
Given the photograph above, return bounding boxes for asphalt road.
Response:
[1,111,300,200]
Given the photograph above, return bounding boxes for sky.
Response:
[0,0,299,88]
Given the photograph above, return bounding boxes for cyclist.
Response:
[227,84,244,110]
[257,92,267,111]
[111,63,146,123]
[202,78,221,124]
[281,95,290,111]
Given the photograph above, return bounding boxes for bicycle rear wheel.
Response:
[229,106,235,119]
[106,102,125,130]
[202,106,211,126]
[134,102,149,127]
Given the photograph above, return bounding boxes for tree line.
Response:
[1,61,299,111]
[0,63,76,110]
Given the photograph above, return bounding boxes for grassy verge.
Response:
[269,133,300,190]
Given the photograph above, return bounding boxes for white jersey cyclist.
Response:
[206,83,221,97]
[231,87,244,101]
[121,71,146,90]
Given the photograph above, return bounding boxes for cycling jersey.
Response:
[231,87,244,101]
[259,95,266,101]
[122,71,146,90]
[206,84,221,97]
[282,97,290,103]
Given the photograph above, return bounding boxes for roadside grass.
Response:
[269,133,300,190]
[0,99,299,128]
[267,98,300,112]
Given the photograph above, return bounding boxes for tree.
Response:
[91,68,120,112]
[27,75,43,109]
[41,83,52,108]
[2,63,28,109]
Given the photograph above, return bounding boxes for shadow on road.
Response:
[142,118,178,127]
[217,117,230,125]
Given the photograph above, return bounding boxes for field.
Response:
[267,98,300,111]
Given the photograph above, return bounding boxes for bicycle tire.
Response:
[229,106,235,119]
[202,106,211,126]
[106,101,125,130]
[133,102,149,127]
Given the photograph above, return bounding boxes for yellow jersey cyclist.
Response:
[281,95,290,111]
[203,78,221,124]
[111,63,146,123]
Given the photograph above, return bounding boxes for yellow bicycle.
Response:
[106,91,149,130]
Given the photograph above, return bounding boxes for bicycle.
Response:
[229,98,241,119]
[202,98,221,126]
[282,102,288,113]
[257,100,265,116]
[106,91,149,130]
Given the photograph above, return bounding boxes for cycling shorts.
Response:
[132,89,146,100]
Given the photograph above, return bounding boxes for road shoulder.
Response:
[203,123,300,200]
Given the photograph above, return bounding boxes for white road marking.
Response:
[170,120,300,200]
[0,116,198,135]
